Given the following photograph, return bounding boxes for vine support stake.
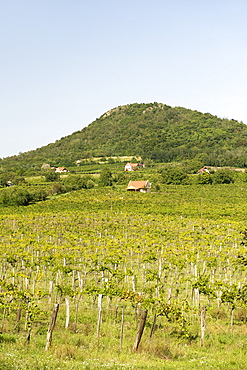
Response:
[45,303,59,351]
[200,306,206,347]
[65,297,70,329]
[150,313,157,339]
[132,309,148,352]
[97,294,103,339]
[120,307,124,351]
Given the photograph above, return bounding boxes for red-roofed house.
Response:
[124,162,145,171]
[55,167,69,173]
[126,180,151,192]
[124,163,139,171]
[197,166,210,174]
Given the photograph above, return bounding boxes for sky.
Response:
[1,0,247,158]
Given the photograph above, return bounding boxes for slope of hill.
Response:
[1,102,247,174]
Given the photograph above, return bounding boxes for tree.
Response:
[0,174,10,187]
[161,166,188,185]
[212,169,235,184]
[98,168,113,187]
[29,188,48,202]
[44,170,60,182]
[197,172,212,185]
[184,159,205,174]
[0,187,31,206]
[62,175,95,192]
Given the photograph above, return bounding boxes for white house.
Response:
[55,167,69,173]
[197,166,210,174]
[124,162,145,171]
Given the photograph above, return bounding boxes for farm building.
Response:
[197,166,210,174]
[55,167,69,173]
[126,180,151,192]
[124,162,145,171]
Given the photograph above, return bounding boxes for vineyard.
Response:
[1,184,247,369]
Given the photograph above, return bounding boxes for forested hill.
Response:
[2,102,247,173]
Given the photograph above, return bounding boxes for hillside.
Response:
[1,102,247,174]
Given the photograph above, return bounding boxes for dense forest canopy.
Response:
[1,102,247,174]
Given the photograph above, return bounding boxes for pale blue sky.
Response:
[1,0,247,158]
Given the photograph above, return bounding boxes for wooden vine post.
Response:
[200,306,206,347]
[120,307,124,351]
[45,303,59,351]
[97,294,103,339]
[65,297,70,329]
[150,313,157,339]
[15,304,22,333]
[132,309,148,352]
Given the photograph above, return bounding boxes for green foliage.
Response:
[184,159,205,174]
[62,174,95,192]
[44,169,60,182]
[98,168,113,187]
[241,171,247,182]
[113,172,127,185]
[0,186,51,206]
[0,174,10,187]
[2,103,247,175]
[0,174,27,187]
[12,176,27,185]
[0,187,31,206]
[197,172,213,184]
[192,275,215,297]
[0,185,247,366]
[29,188,48,202]
[49,182,65,195]
[212,169,235,184]
[161,166,188,185]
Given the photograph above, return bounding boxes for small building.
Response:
[126,180,151,192]
[197,166,210,174]
[124,162,145,171]
[55,167,69,173]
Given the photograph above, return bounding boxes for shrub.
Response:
[98,168,113,187]
[197,172,213,184]
[62,175,95,192]
[113,172,127,185]
[242,171,247,183]
[44,170,60,182]
[212,169,235,184]
[161,166,188,185]
[0,187,31,206]
[184,159,205,174]
[50,183,66,195]
[29,188,48,202]
[0,174,12,187]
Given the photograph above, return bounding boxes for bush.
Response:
[0,187,31,206]
[50,183,66,195]
[184,159,205,174]
[242,171,247,183]
[62,175,95,192]
[212,169,235,184]
[13,176,27,185]
[44,170,60,182]
[161,166,188,185]
[98,168,113,187]
[113,172,127,185]
[29,188,48,202]
[197,172,213,185]
[0,174,13,187]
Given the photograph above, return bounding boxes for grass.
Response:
[1,328,247,369]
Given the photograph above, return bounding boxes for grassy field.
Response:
[1,184,247,369]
